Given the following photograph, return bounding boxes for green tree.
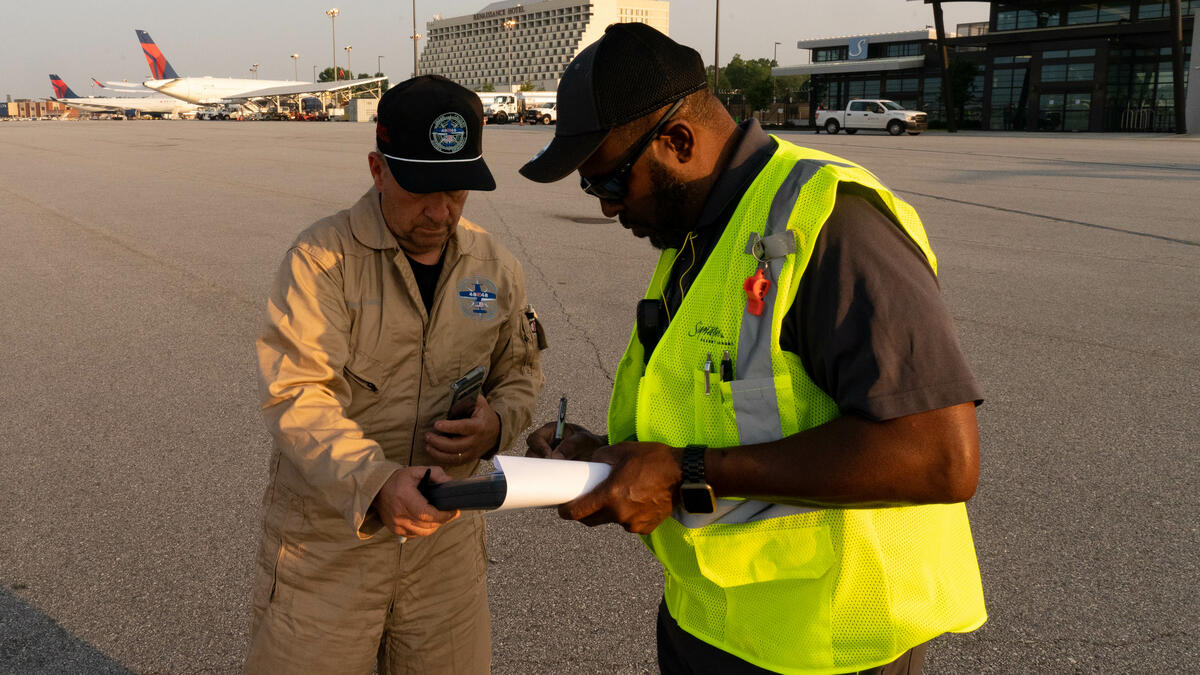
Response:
[477,81,495,92]
[318,66,351,82]
[519,81,535,91]
[776,74,810,103]
[947,58,981,126]
[721,54,777,110]
[704,65,732,94]
[351,73,388,98]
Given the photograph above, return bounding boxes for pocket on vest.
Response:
[692,523,834,587]
[682,523,837,668]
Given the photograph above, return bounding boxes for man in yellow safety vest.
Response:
[521,24,986,675]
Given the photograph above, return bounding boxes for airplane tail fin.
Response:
[136,30,180,79]
[49,74,79,99]
[91,78,106,89]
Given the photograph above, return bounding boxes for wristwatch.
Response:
[679,445,716,514]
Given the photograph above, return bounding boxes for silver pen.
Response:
[551,396,567,449]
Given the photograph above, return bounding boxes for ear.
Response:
[368,151,387,190]
[657,120,695,165]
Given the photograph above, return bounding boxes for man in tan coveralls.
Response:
[246,75,544,673]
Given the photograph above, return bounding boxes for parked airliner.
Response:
[136,30,384,105]
[49,74,199,117]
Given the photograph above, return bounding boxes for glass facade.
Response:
[800,2,1192,132]
[995,0,1194,31]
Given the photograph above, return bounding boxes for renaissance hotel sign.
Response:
[474,5,526,20]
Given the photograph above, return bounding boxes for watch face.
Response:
[680,484,716,514]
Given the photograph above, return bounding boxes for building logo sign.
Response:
[849,37,869,61]
[474,5,525,20]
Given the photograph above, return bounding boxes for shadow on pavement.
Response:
[0,588,131,674]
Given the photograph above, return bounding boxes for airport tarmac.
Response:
[1,119,1197,673]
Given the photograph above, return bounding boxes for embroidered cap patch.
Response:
[457,277,499,320]
[430,112,468,154]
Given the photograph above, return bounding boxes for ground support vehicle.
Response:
[524,102,557,125]
[479,92,556,124]
[816,99,927,136]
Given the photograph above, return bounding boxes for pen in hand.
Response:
[551,396,567,450]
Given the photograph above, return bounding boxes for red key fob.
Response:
[743,268,771,316]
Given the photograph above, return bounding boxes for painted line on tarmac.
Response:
[899,190,1200,248]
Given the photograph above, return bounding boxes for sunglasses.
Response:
[579,98,685,202]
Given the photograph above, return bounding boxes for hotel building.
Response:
[419,0,669,92]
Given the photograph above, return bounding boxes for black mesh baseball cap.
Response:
[519,23,708,183]
[376,75,495,193]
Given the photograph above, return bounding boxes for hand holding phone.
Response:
[446,365,486,421]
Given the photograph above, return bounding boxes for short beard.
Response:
[644,159,696,251]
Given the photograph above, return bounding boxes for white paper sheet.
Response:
[491,455,611,511]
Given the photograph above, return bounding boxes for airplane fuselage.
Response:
[58,95,199,115]
[143,77,299,104]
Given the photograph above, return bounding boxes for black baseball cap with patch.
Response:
[519,23,708,184]
[376,75,496,193]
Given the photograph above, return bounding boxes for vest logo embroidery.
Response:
[688,321,733,347]
[457,277,499,320]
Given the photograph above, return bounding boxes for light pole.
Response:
[412,0,421,78]
[377,55,383,76]
[312,64,317,83]
[504,18,517,91]
[250,63,259,79]
[344,45,353,78]
[713,0,720,96]
[772,42,781,104]
[326,8,340,81]
[291,53,300,81]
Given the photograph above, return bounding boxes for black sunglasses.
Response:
[579,98,685,202]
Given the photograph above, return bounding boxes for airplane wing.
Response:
[220,76,387,102]
[104,80,149,91]
[94,78,145,94]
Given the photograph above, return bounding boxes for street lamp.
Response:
[250,63,259,79]
[326,8,340,81]
[412,0,422,78]
[772,42,781,104]
[504,18,518,90]
[713,0,720,95]
[312,64,318,83]
[344,45,353,78]
[377,55,383,76]
[291,53,300,81]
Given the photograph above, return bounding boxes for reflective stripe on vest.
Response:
[606,139,986,674]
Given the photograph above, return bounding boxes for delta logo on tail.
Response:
[136,30,179,80]
[92,78,106,88]
[48,74,79,99]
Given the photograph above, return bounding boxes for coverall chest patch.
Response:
[457,276,499,320]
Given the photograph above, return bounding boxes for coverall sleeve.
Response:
[483,260,544,458]
[256,244,402,539]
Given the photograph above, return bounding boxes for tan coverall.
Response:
[246,188,543,673]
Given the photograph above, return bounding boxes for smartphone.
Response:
[447,365,486,420]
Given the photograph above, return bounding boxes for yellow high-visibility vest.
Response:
[607,139,986,674]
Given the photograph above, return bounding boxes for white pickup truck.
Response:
[816,99,927,136]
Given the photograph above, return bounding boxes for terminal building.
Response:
[775,1,1195,132]
[419,0,669,92]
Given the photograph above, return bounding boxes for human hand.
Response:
[558,441,682,534]
[525,421,606,461]
[426,394,501,466]
[373,467,460,537]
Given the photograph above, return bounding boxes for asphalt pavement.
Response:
[0,118,1197,673]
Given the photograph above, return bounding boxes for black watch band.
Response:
[679,445,715,515]
[682,445,707,483]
